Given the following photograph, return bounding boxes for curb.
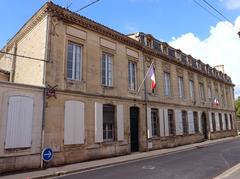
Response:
[9,136,239,179]
[213,163,240,179]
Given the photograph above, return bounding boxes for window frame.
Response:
[182,111,188,135]
[168,109,175,135]
[164,72,171,96]
[178,76,184,98]
[103,104,115,141]
[151,108,160,137]
[101,53,113,87]
[189,80,195,100]
[193,111,199,133]
[199,82,205,101]
[128,60,137,91]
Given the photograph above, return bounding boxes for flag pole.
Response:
[135,61,154,97]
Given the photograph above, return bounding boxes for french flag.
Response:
[149,65,156,90]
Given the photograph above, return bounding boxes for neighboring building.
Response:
[0,2,237,173]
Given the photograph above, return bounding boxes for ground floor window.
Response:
[219,113,223,130]
[212,113,216,131]
[224,113,228,130]
[168,109,175,135]
[230,114,233,130]
[151,108,160,137]
[193,111,199,133]
[103,104,115,141]
[182,111,188,134]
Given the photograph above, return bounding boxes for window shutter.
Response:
[95,102,103,143]
[222,113,226,130]
[198,112,202,133]
[147,107,152,138]
[117,105,124,141]
[175,110,183,135]
[209,112,213,132]
[188,111,195,134]
[215,113,220,131]
[5,96,33,149]
[228,114,231,129]
[164,108,169,136]
[102,54,106,85]
[64,101,84,145]
[159,108,165,137]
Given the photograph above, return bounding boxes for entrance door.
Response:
[130,107,139,152]
[201,112,208,140]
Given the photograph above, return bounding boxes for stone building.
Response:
[0,2,237,173]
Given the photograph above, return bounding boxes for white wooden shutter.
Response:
[188,111,195,134]
[222,113,226,130]
[228,114,232,129]
[164,109,169,136]
[117,105,124,141]
[64,101,84,145]
[159,108,165,137]
[175,110,183,135]
[209,112,213,132]
[215,113,220,131]
[198,111,202,133]
[95,102,103,143]
[5,96,34,149]
[147,107,152,138]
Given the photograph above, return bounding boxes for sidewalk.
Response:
[214,163,240,179]
[1,136,239,179]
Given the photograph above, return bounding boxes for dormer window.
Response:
[168,48,175,58]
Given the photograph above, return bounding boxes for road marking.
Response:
[142,165,156,170]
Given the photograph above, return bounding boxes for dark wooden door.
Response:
[130,107,139,152]
[201,112,208,140]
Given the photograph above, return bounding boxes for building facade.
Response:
[0,2,237,173]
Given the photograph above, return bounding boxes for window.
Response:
[182,111,188,134]
[208,86,212,101]
[128,61,137,90]
[199,82,205,100]
[67,42,82,80]
[189,80,195,100]
[164,72,171,96]
[224,113,228,130]
[193,111,199,133]
[230,114,233,130]
[212,113,216,131]
[221,91,225,107]
[102,53,113,86]
[168,109,175,135]
[219,113,223,131]
[5,96,34,149]
[151,109,159,137]
[103,104,115,141]
[178,76,184,98]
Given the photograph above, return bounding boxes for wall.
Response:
[0,81,43,173]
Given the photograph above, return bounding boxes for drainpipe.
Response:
[143,54,149,151]
[10,43,17,82]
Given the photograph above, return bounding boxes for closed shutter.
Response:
[228,114,232,129]
[159,108,164,137]
[164,109,169,136]
[198,111,202,133]
[64,101,84,145]
[222,113,226,130]
[5,96,34,149]
[209,112,213,132]
[215,113,220,131]
[117,105,124,141]
[147,107,152,138]
[175,110,183,135]
[188,111,195,134]
[95,102,103,143]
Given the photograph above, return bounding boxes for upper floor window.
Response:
[151,108,160,137]
[164,72,171,96]
[102,53,113,86]
[178,76,184,98]
[67,42,82,80]
[189,80,195,100]
[128,61,137,91]
[208,86,212,101]
[199,82,205,100]
[168,109,175,135]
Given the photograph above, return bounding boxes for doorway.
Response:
[130,107,139,152]
[201,112,208,140]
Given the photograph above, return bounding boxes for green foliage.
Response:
[236,97,240,119]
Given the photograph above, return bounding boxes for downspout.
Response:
[10,43,17,82]
[40,14,51,168]
[143,54,149,151]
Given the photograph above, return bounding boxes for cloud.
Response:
[169,16,240,98]
[220,0,240,10]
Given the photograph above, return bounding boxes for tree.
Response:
[236,97,240,119]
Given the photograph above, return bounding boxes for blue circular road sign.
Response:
[42,147,53,162]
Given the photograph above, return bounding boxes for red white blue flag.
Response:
[149,65,156,90]
[213,98,219,106]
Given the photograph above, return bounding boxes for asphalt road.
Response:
[56,138,240,179]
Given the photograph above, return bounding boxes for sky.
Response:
[0,0,240,97]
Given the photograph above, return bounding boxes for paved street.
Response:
[56,138,240,179]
